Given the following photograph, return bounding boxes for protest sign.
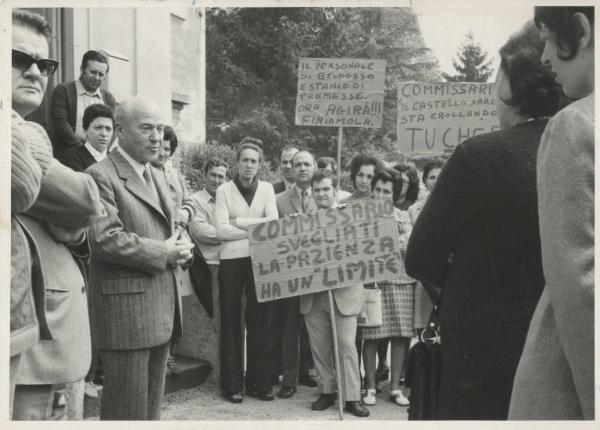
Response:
[397,82,500,154]
[248,199,403,303]
[295,58,386,128]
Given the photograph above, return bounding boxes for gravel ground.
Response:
[161,380,409,421]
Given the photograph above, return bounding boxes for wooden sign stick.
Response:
[327,290,344,420]
[336,127,343,192]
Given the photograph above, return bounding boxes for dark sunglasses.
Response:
[12,49,59,76]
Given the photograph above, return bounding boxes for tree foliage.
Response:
[442,32,494,83]
[206,7,442,168]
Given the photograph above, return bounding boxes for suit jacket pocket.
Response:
[101,279,145,295]
[45,288,70,313]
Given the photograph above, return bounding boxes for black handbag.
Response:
[188,246,214,318]
[405,299,442,420]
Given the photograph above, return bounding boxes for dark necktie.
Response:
[301,189,307,213]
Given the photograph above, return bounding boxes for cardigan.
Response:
[509,94,594,420]
[214,180,278,259]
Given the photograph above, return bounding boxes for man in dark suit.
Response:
[86,96,195,420]
[271,150,317,399]
[50,50,116,159]
[61,103,114,172]
[272,144,299,194]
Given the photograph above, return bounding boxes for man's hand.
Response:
[165,230,195,265]
[46,223,85,244]
[286,213,301,218]
[175,208,191,228]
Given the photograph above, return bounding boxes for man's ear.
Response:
[575,12,593,50]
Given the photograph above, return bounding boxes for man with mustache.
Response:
[50,50,116,159]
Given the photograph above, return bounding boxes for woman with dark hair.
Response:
[405,21,564,419]
[510,7,594,420]
[391,163,419,210]
[408,160,445,333]
[359,168,414,408]
[215,140,278,403]
[341,154,382,203]
[408,161,444,224]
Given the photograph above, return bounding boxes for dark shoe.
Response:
[278,386,296,399]
[246,387,275,401]
[345,401,370,417]
[224,392,243,403]
[299,375,318,388]
[311,393,336,411]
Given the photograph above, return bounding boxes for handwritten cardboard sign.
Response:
[248,199,402,303]
[397,82,500,154]
[295,58,386,129]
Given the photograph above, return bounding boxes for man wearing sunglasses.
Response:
[50,50,116,159]
[11,9,105,420]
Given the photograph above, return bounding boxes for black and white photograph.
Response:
[2,0,595,424]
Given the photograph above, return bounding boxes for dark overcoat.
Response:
[405,120,548,420]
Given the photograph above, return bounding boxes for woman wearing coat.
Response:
[509,7,595,420]
[215,140,278,403]
[405,21,564,419]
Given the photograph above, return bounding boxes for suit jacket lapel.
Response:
[305,193,317,215]
[152,167,174,229]
[110,151,168,222]
[289,189,303,214]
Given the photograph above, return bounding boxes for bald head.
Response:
[116,96,165,164]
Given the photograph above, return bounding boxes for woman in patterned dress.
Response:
[359,168,414,407]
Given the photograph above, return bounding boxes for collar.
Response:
[117,146,148,181]
[200,187,215,203]
[76,79,102,97]
[84,141,107,159]
[293,184,312,198]
[283,178,294,190]
[12,110,23,121]
[234,175,258,194]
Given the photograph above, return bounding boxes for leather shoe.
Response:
[299,375,318,388]
[345,401,370,417]
[278,386,296,399]
[311,393,336,411]
[225,392,243,403]
[246,387,275,401]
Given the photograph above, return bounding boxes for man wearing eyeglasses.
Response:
[50,50,116,159]
[11,9,105,419]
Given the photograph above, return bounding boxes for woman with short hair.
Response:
[215,140,278,403]
[359,168,414,408]
[510,7,594,420]
[405,21,564,419]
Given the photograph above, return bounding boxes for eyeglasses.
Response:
[12,49,58,76]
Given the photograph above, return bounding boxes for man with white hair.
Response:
[86,97,195,420]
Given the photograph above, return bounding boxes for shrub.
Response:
[180,143,273,192]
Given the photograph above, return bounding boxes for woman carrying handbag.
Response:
[357,168,415,407]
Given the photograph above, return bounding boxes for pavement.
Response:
[161,380,410,421]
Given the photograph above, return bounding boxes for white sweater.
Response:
[214,180,278,259]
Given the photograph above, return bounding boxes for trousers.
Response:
[219,257,271,395]
[99,341,170,420]
[304,292,361,402]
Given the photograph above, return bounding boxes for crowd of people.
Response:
[10,6,594,422]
